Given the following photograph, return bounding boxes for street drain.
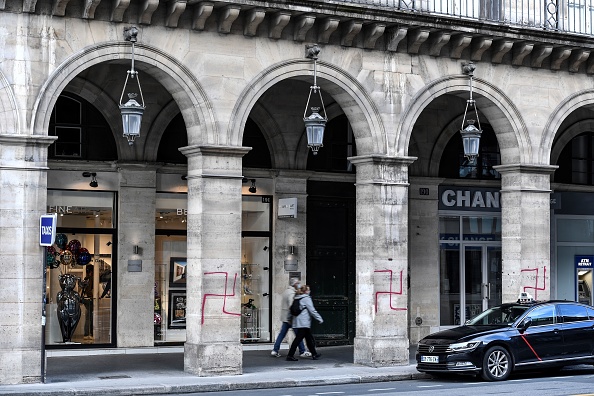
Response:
[98,375,131,380]
[285,367,315,370]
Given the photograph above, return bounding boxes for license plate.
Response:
[421,355,439,363]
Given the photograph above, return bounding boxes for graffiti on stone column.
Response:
[201,272,241,324]
[520,266,547,300]
[373,269,407,313]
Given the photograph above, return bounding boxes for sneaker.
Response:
[312,353,321,360]
[286,356,298,361]
[270,350,281,357]
[300,351,312,357]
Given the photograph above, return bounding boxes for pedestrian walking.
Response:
[286,285,323,361]
[270,278,310,357]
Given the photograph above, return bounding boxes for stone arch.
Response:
[146,100,183,162]
[248,102,290,169]
[541,90,594,164]
[229,59,385,157]
[550,119,594,165]
[0,70,20,135]
[397,76,527,164]
[31,42,216,147]
[427,115,465,176]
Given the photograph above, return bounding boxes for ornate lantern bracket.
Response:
[460,61,482,163]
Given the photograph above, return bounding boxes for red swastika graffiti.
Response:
[520,266,547,300]
[201,272,241,324]
[374,269,407,313]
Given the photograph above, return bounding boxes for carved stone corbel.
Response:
[386,27,407,52]
[450,34,472,59]
[408,28,429,54]
[218,5,241,34]
[341,20,363,47]
[166,0,187,28]
[512,42,533,66]
[191,2,213,31]
[491,39,513,63]
[244,8,266,37]
[569,49,590,73]
[269,11,291,39]
[111,0,131,22]
[318,18,339,44]
[363,23,386,50]
[471,37,492,61]
[294,15,316,42]
[138,0,159,25]
[550,47,571,70]
[530,45,553,68]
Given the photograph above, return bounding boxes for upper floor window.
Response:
[555,132,594,185]
[439,125,501,180]
[49,94,117,161]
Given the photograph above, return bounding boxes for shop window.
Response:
[155,193,188,344]
[49,93,117,161]
[439,125,501,179]
[555,132,594,185]
[307,115,357,173]
[45,190,116,347]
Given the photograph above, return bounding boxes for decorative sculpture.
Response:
[56,273,82,343]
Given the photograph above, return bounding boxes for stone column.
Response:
[348,154,416,367]
[181,145,249,376]
[116,165,157,347]
[494,164,557,303]
[0,135,55,384]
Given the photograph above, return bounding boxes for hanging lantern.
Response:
[119,26,145,145]
[303,44,327,155]
[460,62,482,163]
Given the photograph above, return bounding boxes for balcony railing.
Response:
[344,0,594,37]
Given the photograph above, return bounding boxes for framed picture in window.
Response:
[168,290,186,329]
[169,257,187,287]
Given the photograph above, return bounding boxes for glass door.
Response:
[460,244,502,324]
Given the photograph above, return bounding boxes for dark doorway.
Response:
[306,180,356,345]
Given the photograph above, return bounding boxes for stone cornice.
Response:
[8,0,594,73]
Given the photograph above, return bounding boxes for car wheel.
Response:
[481,346,512,381]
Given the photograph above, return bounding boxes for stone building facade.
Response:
[2,0,594,385]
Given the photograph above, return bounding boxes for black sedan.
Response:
[416,300,594,381]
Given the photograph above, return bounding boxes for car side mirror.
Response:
[518,317,532,332]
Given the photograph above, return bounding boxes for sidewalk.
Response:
[0,345,427,395]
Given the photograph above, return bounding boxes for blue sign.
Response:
[575,255,594,269]
[39,214,57,247]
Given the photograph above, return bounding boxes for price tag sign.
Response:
[39,214,58,247]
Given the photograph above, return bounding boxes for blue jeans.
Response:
[273,321,305,354]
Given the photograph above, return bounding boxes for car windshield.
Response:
[466,305,529,325]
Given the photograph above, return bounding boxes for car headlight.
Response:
[447,341,482,352]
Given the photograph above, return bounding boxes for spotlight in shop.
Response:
[303,44,327,156]
[82,172,98,188]
[119,26,145,146]
[249,179,257,194]
[460,61,482,163]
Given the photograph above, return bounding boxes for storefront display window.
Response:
[241,196,272,343]
[155,193,187,344]
[45,190,115,347]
